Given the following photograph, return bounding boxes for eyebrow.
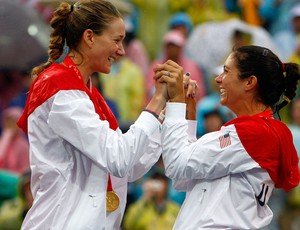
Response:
[116,35,125,41]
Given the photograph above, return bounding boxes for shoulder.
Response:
[39,64,75,82]
[34,64,82,91]
[28,64,86,113]
[226,115,278,143]
[226,115,293,150]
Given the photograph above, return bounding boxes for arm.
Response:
[125,69,168,181]
[127,129,161,182]
[184,73,197,142]
[48,90,163,178]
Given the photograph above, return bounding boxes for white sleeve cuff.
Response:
[134,111,161,135]
[187,120,197,142]
[165,102,186,121]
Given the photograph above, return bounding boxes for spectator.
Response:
[126,157,187,208]
[100,56,146,127]
[0,107,29,175]
[9,71,32,109]
[238,0,263,26]
[123,15,150,77]
[146,30,206,102]
[0,169,32,230]
[0,170,18,208]
[130,0,172,60]
[91,72,119,120]
[168,12,193,38]
[273,2,300,61]
[123,170,180,230]
[203,109,226,134]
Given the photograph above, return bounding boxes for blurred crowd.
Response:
[0,0,300,229]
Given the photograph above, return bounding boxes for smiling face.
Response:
[90,17,125,74]
[215,53,248,114]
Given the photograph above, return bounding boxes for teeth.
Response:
[220,89,225,94]
[108,57,114,64]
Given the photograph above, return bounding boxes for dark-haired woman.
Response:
[155,46,300,229]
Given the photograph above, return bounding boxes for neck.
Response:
[68,53,91,85]
[234,102,270,117]
[76,65,91,85]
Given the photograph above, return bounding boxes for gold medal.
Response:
[106,191,120,212]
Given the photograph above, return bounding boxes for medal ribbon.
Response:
[64,56,118,193]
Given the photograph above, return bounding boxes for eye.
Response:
[115,38,124,44]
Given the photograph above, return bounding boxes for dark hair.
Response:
[232,45,300,116]
[31,0,122,78]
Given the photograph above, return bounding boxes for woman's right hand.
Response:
[154,72,169,102]
[154,60,185,103]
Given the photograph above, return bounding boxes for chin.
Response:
[219,99,226,106]
[100,67,111,74]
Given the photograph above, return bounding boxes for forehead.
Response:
[224,53,236,67]
[103,17,125,38]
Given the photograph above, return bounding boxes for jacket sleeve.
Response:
[48,90,161,178]
[126,127,162,182]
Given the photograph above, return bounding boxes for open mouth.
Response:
[108,57,115,64]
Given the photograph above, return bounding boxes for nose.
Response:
[215,74,222,84]
[117,43,125,56]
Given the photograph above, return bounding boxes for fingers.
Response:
[154,69,177,84]
[153,60,185,102]
[185,76,197,120]
[183,72,191,89]
[155,67,197,97]
[183,72,197,98]
[186,79,198,98]
[153,60,181,72]
[153,60,184,81]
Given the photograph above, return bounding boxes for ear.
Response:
[82,29,94,48]
[245,75,257,91]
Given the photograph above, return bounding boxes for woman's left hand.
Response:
[184,74,198,120]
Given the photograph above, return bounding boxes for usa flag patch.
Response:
[219,133,231,149]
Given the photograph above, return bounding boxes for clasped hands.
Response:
[153,60,198,111]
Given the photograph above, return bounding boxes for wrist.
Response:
[186,100,197,120]
[146,93,167,116]
[169,95,185,103]
[186,108,196,120]
[143,109,159,119]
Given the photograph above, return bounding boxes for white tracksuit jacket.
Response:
[161,103,299,230]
